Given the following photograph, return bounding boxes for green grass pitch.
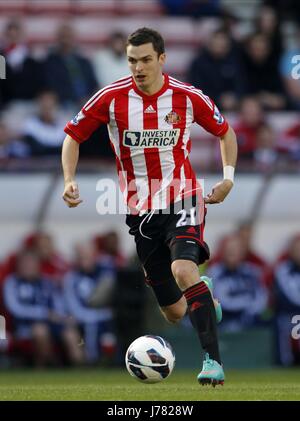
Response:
[0,368,299,400]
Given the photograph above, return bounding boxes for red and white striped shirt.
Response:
[64,74,229,214]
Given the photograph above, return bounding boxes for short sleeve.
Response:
[64,90,111,143]
[188,89,229,137]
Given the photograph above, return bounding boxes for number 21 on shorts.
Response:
[176,207,197,227]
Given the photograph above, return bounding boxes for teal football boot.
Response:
[200,276,222,323]
[197,353,225,387]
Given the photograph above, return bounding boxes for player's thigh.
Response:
[165,202,210,267]
[158,195,209,265]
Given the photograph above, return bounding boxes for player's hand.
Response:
[62,181,83,208]
[204,180,233,204]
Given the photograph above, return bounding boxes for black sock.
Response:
[184,281,221,364]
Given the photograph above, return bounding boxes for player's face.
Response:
[127,43,166,93]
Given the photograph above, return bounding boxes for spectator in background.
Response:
[22,91,67,156]
[0,237,31,285]
[254,123,279,171]
[63,242,116,364]
[94,231,127,268]
[242,32,286,110]
[0,118,29,160]
[3,250,83,367]
[208,234,269,332]
[43,23,98,109]
[210,223,270,284]
[280,27,300,110]
[234,96,265,158]
[273,234,300,365]
[254,5,283,67]
[279,120,300,161]
[92,32,129,88]
[0,19,44,105]
[0,231,69,286]
[209,223,269,283]
[187,29,245,111]
[160,0,222,17]
[236,221,268,273]
[236,221,274,290]
[264,0,300,24]
[29,232,69,285]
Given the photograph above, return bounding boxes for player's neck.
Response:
[140,74,165,96]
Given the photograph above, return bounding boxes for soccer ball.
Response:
[125,335,175,383]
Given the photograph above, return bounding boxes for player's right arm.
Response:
[62,134,82,208]
[61,86,111,208]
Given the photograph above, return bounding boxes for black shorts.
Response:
[126,196,210,307]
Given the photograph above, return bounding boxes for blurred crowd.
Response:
[206,224,300,366]
[0,230,146,368]
[0,227,300,367]
[0,1,299,169]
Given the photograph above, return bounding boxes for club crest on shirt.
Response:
[164,110,181,125]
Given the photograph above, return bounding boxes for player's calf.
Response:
[171,260,222,367]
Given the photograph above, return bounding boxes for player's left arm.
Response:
[189,89,238,205]
[205,125,238,204]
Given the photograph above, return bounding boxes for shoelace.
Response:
[203,353,214,369]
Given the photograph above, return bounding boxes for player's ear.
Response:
[159,53,166,66]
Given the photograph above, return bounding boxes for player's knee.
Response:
[171,264,189,284]
[171,260,199,289]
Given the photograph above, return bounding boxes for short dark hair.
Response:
[126,27,165,56]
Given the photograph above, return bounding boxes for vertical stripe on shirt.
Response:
[155,89,175,209]
[128,89,149,212]
[142,97,162,211]
[115,88,138,212]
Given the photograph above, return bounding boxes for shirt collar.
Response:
[132,73,169,99]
